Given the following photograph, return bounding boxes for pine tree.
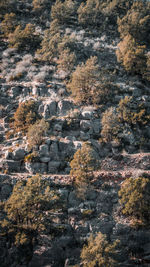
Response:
[67,56,100,104]
[27,119,49,149]
[1,13,17,37]
[0,175,59,246]
[116,34,147,75]
[81,232,119,267]
[14,100,40,134]
[118,176,150,223]
[70,143,98,198]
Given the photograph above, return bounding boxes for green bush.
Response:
[51,0,76,25]
[32,0,54,12]
[116,34,147,75]
[117,1,150,43]
[78,0,104,28]
[27,119,49,149]
[37,23,77,63]
[57,48,76,75]
[117,96,150,125]
[78,0,133,30]
[0,175,59,247]
[67,56,99,104]
[37,19,62,61]
[118,176,150,224]
[14,100,40,134]
[81,232,119,267]
[103,0,133,19]
[67,56,116,105]
[70,143,98,198]
[101,96,150,143]
[101,107,120,143]
[57,35,77,54]
[116,1,150,79]
[8,23,41,51]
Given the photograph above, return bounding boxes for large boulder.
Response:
[59,140,74,159]
[58,100,73,115]
[49,101,57,116]
[53,124,62,136]
[13,148,26,160]
[2,160,21,172]
[39,144,49,157]
[0,184,12,200]
[68,190,80,207]
[43,101,57,119]
[80,120,93,133]
[5,151,13,160]
[92,119,101,134]
[48,161,61,173]
[140,156,150,170]
[11,86,22,98]
[49,142,59,160]
[25,162,47,174]
[80,131,91,141]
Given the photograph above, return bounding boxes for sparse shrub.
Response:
[118,176,150,224]
[116,34,147,75]
[5,130,14,140]
[24,151,39,162]
[27,119,49,149]
[9,54,33,79]
[8,24,41,51]
[57,48,76,75]
[14,100,40,134]
[1,13,17,37]
[70,143,98,198]
[81,232,119,267]
[6,72,24,82]
[18,54,33,67]
[33,71,47,82]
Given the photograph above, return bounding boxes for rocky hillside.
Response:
[0,0,150,266]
